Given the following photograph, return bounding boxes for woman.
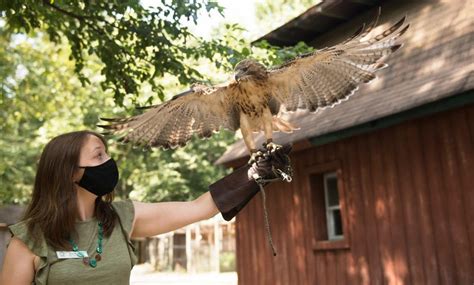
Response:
[0,130,291,284]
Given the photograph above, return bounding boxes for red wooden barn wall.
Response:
[234,103,474,285]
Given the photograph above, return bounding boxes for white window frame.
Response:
[324,172,344,240]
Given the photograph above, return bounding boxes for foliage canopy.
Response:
[1,0,231,106]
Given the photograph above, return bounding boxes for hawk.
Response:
[99,11,409,162]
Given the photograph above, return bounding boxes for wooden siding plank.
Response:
[295,149,317,285]
[260,189,273,285]
[326,251,337,285]
[261,188,272,285]
[467,104,474,145]
[245,199,255,284]
[286,154,309,284]
[344,138,371,285]
[334,141,349,285]
[313,144,329,285]
[289,177,303,285]
[419,115,457,284]
[298,148,320,285]
[336,250,348,285]
[452,109,474,271]
[314,251,327,285]
[275,181,289,285]
[251,197,264,285]
[393,123,427,284]
[292,176,310,284]
[236,215,243,285]
[239,204,251,285]
[379,127,412,285]
[403,121,440,285]
[368,130,398,284]
[236,208,244,285]
[244,211,252,285]
[239,213,249,285]
[274,180,292,285]
[323,142,339,285]
[356,134,384,284]
[265,180,292,284]
[437,112,473,284]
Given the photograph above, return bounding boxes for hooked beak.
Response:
[235,70,244,82]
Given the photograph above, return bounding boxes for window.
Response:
[324,172,344,240]
[306,161,349,251]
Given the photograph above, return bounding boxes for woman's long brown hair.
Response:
[21,130,118,250]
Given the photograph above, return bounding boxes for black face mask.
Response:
[76,158,119,196]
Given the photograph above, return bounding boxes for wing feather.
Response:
[99,84,238,149]
[268,13,409,113]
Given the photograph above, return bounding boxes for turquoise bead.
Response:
[68,221,103,268]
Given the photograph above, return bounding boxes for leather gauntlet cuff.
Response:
[209,164,260,221]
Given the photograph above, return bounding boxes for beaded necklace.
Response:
[68,221,103,268]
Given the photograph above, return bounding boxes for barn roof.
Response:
[253,0,381,46]
[216,1,474,166]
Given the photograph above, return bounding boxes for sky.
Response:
[190,0,259,39]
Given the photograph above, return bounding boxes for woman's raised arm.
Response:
[130,191,219,238]
[129,144,293,239]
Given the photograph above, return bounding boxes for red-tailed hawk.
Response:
[99,11,409,161]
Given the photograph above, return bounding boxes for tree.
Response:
[0,0,234,106]
[0,30,101,203]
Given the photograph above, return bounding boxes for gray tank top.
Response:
[7,199,138,285]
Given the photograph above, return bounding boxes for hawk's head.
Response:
[234,59,267,82]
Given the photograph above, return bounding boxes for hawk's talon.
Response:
[264,142,282,153]
[248,150,264,165]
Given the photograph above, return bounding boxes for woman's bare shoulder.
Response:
[1,237,36,285]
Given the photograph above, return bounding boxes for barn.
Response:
[215,0,474,284]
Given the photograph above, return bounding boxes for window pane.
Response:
[326,176,339,207]
[333,209,343,236]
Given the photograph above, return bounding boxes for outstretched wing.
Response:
[99,83,239,149]
[268,10,409,112]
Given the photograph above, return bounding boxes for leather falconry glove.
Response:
[209,144,293,256]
